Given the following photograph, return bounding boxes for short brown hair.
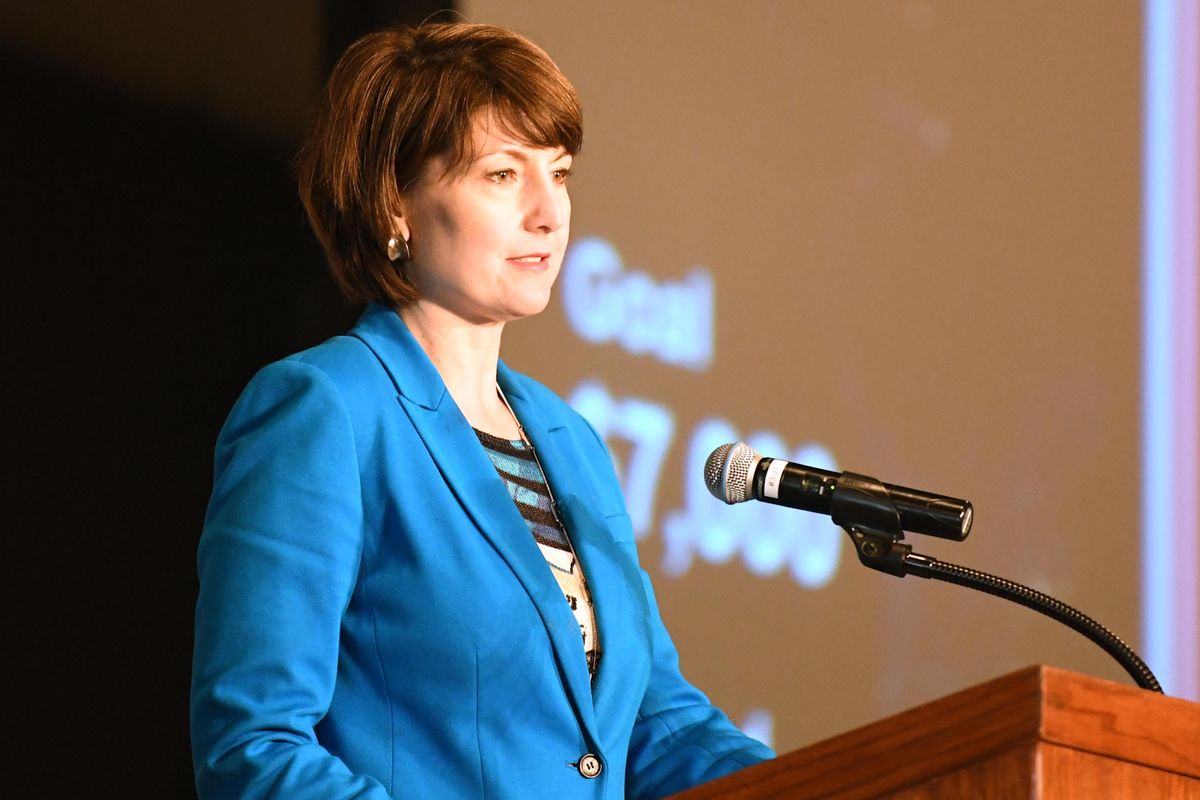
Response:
[296,22,583,306]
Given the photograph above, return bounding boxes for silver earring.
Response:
[387,235,411,263]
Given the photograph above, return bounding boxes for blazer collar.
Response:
[349,304,602,738]
[349,303,449,411]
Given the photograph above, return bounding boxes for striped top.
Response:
[474,429,601,679]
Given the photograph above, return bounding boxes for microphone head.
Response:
[704,442,762,504]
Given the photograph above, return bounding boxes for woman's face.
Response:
[396,117,573,325]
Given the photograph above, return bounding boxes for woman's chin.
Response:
[502,291,554,322]
[496,279,557,321]
[446,292,554,327]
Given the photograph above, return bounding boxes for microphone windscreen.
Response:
[704,442,760,504]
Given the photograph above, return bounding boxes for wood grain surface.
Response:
[669,665,1200,799]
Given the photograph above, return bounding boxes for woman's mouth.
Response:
[509,254,551,268]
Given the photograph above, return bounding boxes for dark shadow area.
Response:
[6,50,356,794]
[5,3,460,793]
[324,0,459,72]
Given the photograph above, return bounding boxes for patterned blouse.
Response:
[474,429,601,679]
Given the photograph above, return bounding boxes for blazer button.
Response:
[577,753,603,778]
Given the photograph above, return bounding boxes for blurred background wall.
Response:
[4,1,1195,795]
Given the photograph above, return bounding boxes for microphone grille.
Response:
[703,442,760,504]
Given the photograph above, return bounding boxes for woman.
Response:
[190,22,773,799]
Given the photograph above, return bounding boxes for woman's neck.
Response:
[397,302,520,438]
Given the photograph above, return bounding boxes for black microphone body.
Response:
[705,443,972,541]
[754,459,971,540]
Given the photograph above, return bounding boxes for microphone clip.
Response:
[830,471,912,577]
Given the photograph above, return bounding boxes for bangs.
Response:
[489,89,583,156]
[427,38,583,178]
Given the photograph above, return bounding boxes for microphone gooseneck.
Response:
[703,442,1162,693]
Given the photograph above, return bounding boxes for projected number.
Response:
[569,380,842,589]
[661,419,842,588]
[568,380,675,540]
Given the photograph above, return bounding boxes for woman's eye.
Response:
[489,169,515,183]
[552,168,573,184]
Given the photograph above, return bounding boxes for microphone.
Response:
[704,442,973,541]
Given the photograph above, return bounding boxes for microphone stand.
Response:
[831,471,1163,694]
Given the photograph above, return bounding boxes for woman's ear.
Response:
[390,213,411,243]
[386,212,412,263]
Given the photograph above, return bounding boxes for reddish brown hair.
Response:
[296,23,583,306]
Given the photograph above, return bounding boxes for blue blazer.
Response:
[191,305,773,799]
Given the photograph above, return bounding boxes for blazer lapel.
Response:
[555,492,653,732]
[499,365,653,733]
[351,306,600,740]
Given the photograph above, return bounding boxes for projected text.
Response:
[561,236,714,371]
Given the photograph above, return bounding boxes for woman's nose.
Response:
[524,176,568,232]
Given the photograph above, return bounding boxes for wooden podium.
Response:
[671,665,1200,799]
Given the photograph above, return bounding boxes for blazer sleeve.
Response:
[623,567,776,800]
[190,359,391,800]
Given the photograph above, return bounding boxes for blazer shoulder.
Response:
[226,335,396,433]
[242,334,396,410]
